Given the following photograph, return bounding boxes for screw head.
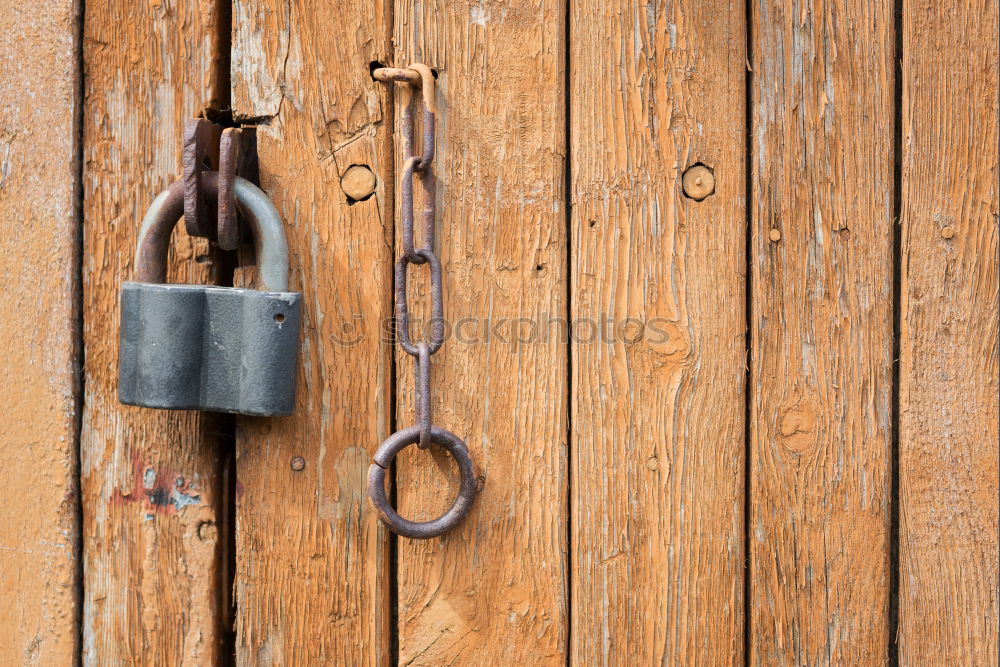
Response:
[290,456,306,472]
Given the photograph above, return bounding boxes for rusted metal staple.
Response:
[182,118,259,251]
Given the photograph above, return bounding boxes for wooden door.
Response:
[1,0,997,664]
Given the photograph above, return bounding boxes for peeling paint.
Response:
[111,452,202,515]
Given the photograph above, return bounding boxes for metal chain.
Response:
[391,63,440,446]
[367,64,479,539]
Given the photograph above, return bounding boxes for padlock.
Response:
[118,173,302,416]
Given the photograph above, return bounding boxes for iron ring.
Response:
[367,425,478,539]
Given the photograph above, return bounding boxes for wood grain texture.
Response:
[392,1,568,663]
[81,0,227,662]
[570,1,746,663]
[0,0,81,662]
[231,0,394,663]
[898,0,999,662]
[750,0,894,663]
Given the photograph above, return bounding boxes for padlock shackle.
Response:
[134,174,291,292]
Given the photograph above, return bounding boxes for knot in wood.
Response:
[779,405,818,453]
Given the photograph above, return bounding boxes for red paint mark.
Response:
[110,451,201,514]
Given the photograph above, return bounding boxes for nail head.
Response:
[682,164,715,200]
[341,165,377,201]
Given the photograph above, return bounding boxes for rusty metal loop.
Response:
[414,342,432,449]
[397,77,435,258]
[407,63,437,114]
[407,64,436,169]
[399,156,424,262]
[367,426,477,539]
[216,128,246,250]
[394,249,444,356]
[182,120,259,250]
[415,116,436,248]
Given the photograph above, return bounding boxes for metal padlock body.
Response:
[119,175,301,416]
[119,283,301,415]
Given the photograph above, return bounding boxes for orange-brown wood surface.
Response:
[0,0,81,663]
[898,0,999,662]
[570,1,747,663]
[391,1,569,663]
[8,1,1000,663]
[750,0,895,662]
[230,0,394,663]
[81,0,228,662]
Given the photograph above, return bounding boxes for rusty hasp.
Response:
[217,127,259,249]
[182,118,259,250]
[182,118,221,238]
[367,64,479,539]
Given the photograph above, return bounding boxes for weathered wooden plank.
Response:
[0,0,81,662]
[81,0,227,662]
[570,1,746,663]
[898,0,999,662]
[230,0,394,663]
[391,1,569,663]
[749,0,895,662]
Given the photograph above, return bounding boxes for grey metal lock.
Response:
[119,175,302,416]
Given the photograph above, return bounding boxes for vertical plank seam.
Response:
[742,0,754,663]
[216,0,232,116]
[214,4,237,662]
[72,0,86,662]
[221,430,236,666]
[889,0,904,662]
[383,13,399,663]
[563,0,573,664]
[381,7,399,661]
[387,56,400,667]
[382,310,399,665]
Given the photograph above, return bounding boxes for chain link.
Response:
[367,64,479,538]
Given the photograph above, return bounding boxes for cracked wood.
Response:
[392,1,569,663]
[898,0,999,662]
[231,0,394,663]
[571,0,747,663]
[81,0,228,662]
[750,0,895,662]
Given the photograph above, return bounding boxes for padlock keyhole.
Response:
[274,313,285,324]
